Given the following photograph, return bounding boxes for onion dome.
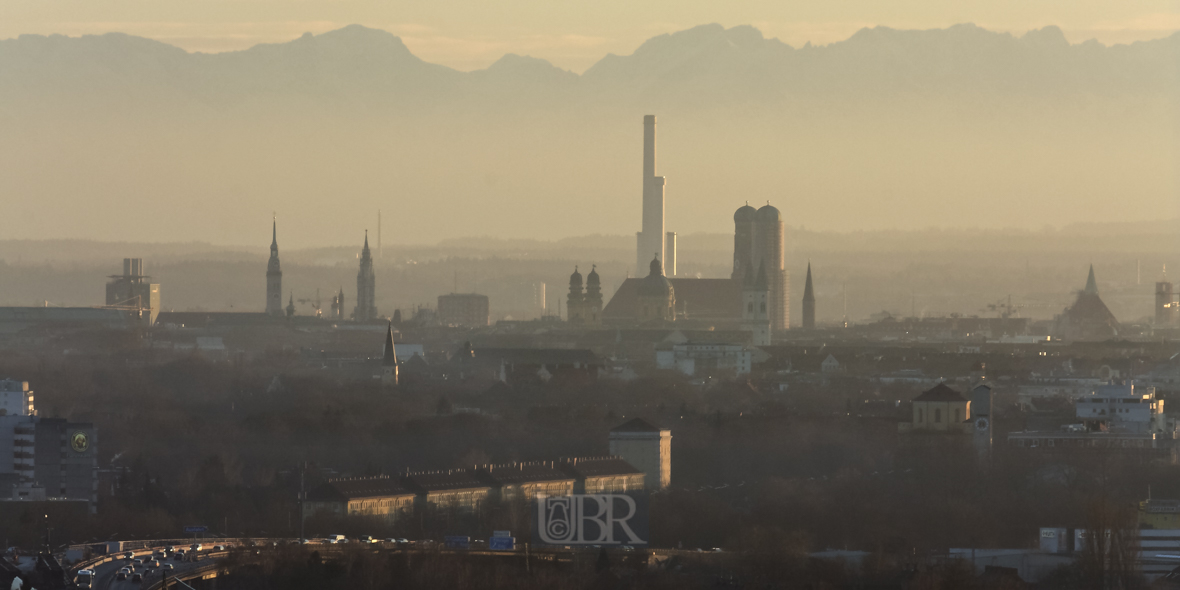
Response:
[586,265,600,286]
[734,202,757,223]
[757,202,781,221]
[569,266,583,288]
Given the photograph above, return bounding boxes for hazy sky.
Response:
[3,0,1178,72]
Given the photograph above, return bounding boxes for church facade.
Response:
[599,203,789,341]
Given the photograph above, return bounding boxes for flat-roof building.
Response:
[303,475,415,522]
[438,293,490,327]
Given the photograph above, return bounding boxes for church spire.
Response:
[355,231,377,322]
[802,261,816,329]
[1084,264,1099,296]
[266,217,283,316]
[755,260,768,289]
[803,262,815,302]
[381,322,399,387]
[383,322,398,366]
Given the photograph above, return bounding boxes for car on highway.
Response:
[123,552,134,560]
[214,545,226,551]
[132,573,142,583]
[166,546,176,553]
[149,559,160,567]
[190,544,203,552]
[174,551,185,561]
[162,564,174,571]
[75,569,94,589]
[116,569,129,581]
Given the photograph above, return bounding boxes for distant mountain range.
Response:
[0,23,1176,246]
[1,23,1176,111]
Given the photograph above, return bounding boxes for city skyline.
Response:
[1,2,1179,583]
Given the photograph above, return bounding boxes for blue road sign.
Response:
[183,526,208,534]
[489,537,515,551]
[444,536,470,550]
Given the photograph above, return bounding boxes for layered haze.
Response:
[0,23,1177,247]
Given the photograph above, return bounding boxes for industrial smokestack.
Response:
[665,232,677,277]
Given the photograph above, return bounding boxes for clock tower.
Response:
[971,383,993,460]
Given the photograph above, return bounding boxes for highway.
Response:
[86,548,225,590]
[69,538,679,588]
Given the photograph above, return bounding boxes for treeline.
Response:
[1,354,1178,563]
[210,543,1134,590]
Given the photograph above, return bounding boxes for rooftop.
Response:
[404,469,490,492]
[558,456,643,479]
[610,418,665,433]
[306,475,414,502]
[481,462,573,486]
[914,383,966,403]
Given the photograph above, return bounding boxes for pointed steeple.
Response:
[266,218,283,315]
[355,231,377,322]
[381,322,399,387]
[802,260,816,329]
[1084,264,1099,295]
[803,261,815,303]
[383,322,398,366]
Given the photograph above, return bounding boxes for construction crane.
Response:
[297,289,323,317]
[982,295,1023,319]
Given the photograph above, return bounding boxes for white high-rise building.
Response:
[636,115,667,276]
